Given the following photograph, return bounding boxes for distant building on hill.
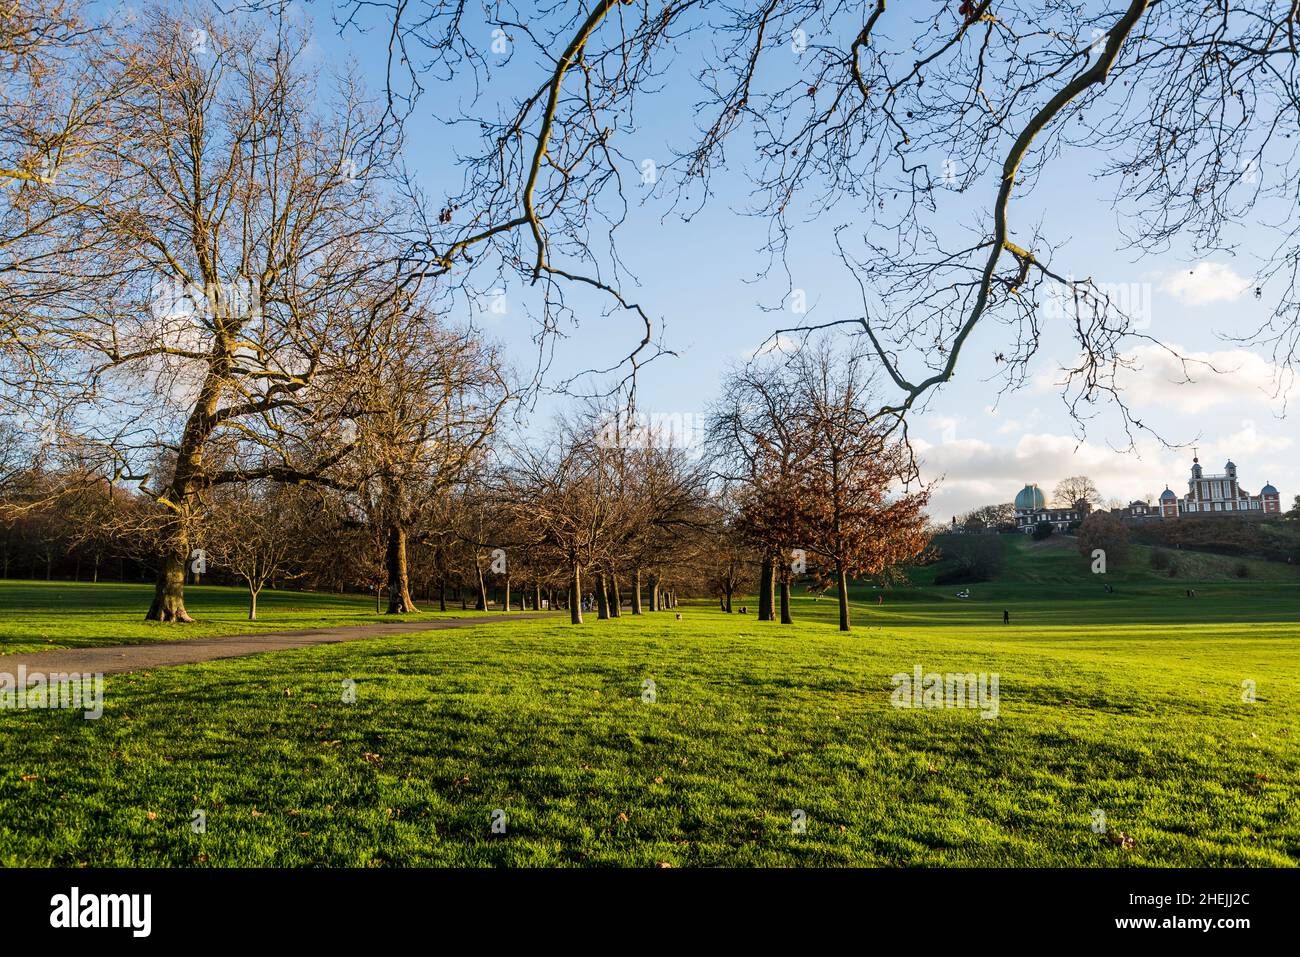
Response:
[1013,483,1091,533]
[1010,454,1282,533]
[1161,454,1282,517]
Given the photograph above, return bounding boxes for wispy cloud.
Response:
[1160,262,1252,306]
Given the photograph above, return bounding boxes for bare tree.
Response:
[0,0,109,406]
[347,307,512,614]
[43,9,408,621]
[206,482,301,620]
[1053,476,1101,509]
[496,417,623,625]
[709,358,810,623]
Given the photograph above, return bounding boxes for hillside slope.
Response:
[913,532,1300,588]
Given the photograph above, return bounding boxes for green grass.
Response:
[0,571,1296,867]
[0,580,491,654]
[913,531,1300,588]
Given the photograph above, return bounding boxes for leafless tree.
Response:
[1053,475,1101,509]
[206,482,302,619]
[39,9,410,620]
[346,306,513,614]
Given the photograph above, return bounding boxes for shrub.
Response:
[933,534,1005,584]
[1033,521,1054,541]
[1077,512,1130,567]
[1150,548,1171,570]
[1235,562,1250,579]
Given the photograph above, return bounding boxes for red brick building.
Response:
[1159,455,1281,518]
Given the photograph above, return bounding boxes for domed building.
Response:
[1014,484,1046,512]
[1013,483,1091,533]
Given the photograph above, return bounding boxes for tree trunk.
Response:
[92,555,99,584]
[385,523,417,614]
[631,568,643,615]
[780,579,793,624]
[608,572,621,617]
[649,575,660,611]
[724,582,733,613]
[475,563,488,610]
[145,552,194,622]
[758,555,775,621]
[533,581,543,612]
[438,580,447,612]
[502,576,511,613]
[569,562,584,624]
[248,586,258,620]
[836,564,850,632]
[595,571,610,619]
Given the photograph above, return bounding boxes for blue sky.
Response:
[216,1,1299,518]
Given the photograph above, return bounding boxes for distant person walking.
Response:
[1002,609,1010,625]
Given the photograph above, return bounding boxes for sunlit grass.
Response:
[1,574,1295,866]
[0,580,495,654]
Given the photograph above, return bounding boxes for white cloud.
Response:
[1160,262,1252,306]
[1117,344,1286,413]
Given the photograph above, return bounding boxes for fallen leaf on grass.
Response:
[1104,830,1136,850]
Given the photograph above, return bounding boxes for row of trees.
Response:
[2,341,934,631]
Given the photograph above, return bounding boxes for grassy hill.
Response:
[913,532,1300,588]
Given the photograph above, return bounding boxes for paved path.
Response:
[1,613,560,676]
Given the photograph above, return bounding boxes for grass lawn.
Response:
[0,580,493,654]
[1,542,1296,867]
